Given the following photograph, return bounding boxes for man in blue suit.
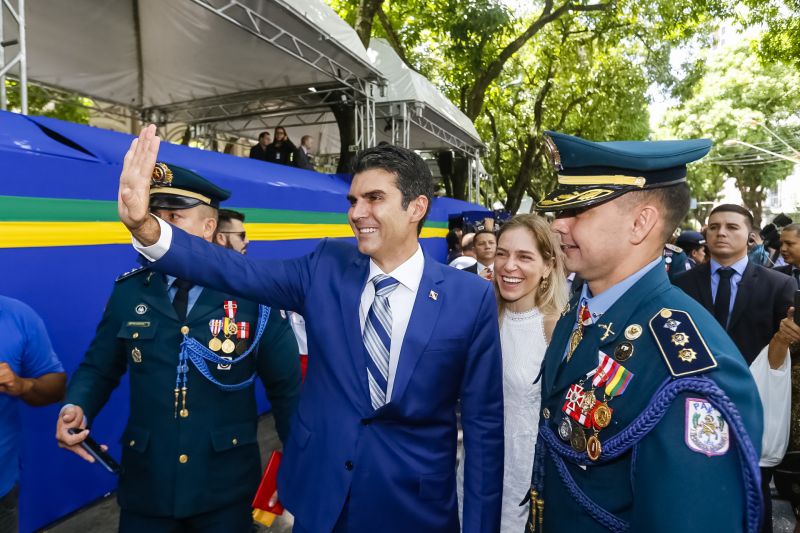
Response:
[116,125,504,532]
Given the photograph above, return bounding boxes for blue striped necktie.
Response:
[364,274,400,409]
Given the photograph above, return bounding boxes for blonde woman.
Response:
[457,214,567,532]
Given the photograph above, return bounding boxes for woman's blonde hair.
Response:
[494,213,568,320]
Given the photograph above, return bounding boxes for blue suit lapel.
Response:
[339,255,372,410]
[389,254,445,406]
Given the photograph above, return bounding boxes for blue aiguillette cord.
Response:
[176,305,271,392]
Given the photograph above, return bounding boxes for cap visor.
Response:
[535,185,631,212]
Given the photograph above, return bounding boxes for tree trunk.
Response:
[505,137,539,214]
[331,99,357,174]
[738,183,766,228]
[452,155,469,201]
[354,0,385,47]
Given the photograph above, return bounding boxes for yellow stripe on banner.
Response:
[0,222,448,248]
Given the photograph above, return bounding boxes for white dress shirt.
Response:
[360,246,424,401]
[134,217,424,401]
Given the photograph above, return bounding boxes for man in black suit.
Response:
[776,223,800,288]
[249,131,271,161]
[294,135,316,171]
[464,230,496,279]
[674,203,797,533]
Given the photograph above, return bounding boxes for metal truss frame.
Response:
[190,0,380,96]
[0,0,26,113]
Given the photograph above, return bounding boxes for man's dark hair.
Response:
[709,203,754,230]
[473,229,497,244]
[301,135,312,145]
[258,131,270,142]
[218,208,245,227]
[446,229,461,252]
[782,223,800,238]
[351,144,435,234]
[620,183,692,242]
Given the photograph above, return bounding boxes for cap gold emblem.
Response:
[151,162,174,187]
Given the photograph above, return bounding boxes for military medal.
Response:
[224,300,238,320]
[580,389,597,413]
[570,425,587,452]
[131,347,142,363]
[592,402,612,429]
[221,338,236,354]
[558,417,573,441]
[208,319,223,351]
[586,434,602,461]
[221,314,237,354]
[235,321,250,355]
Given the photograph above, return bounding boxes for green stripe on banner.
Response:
[0,195,449,228]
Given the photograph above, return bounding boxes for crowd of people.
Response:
[248,127,316,171]
[2,125,800,533]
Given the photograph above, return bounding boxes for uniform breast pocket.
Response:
[117,323,159,364]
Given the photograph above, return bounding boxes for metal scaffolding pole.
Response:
[0,0,26,113]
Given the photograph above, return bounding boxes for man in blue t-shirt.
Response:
[0,296,66,533]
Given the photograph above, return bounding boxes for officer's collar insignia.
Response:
[665,243,683,253]
[429,290,438,301]
[685,398,729,456]
[151,162,174,187]
[649,308,717,377]
[543,135,563,171]
[116,265,147,282]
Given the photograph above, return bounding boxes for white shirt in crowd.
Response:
[449,256,477,269]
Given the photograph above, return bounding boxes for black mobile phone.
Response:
[795,290,800,326]
[68,428,121,475]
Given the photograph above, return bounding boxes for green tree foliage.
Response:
[328,0,730,209]
[4,80,90,124]
[743,0,800,67]
[663,42,800,226]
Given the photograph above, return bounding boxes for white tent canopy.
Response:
[5,0,382,113]
[213,38,483,156]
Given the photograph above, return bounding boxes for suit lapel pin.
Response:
[429,290,438,301]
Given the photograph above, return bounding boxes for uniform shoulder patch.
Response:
[665,243,683,253]
[116,266,148,282]
[648,308,717,377]
[685,397,729,456]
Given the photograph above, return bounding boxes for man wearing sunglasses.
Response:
[215,209,249,255]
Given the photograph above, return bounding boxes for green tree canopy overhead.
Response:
[662,41,800,227]
[743,0,800,67]
[328,0,731,209]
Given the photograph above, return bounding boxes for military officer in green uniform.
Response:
[663,241,689,280]
[56,164,301,532]
[528,132,763,532]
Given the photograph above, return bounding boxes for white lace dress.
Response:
[457,307,548,532]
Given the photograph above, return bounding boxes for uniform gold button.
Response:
[132,332,139,339]
[543,408,551,419]
[179,454,188,463]
[129,440,136,447]
[232,438,238,446]
[181,326,190,335]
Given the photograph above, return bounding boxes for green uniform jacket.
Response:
[66,268,301,518]
[537,263,762,532]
